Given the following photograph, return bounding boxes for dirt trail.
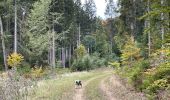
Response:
[73,72,111,100]
[74,76,100,100]
[74,72,147,100]
[100,77,117,100]
[100,75,147,100]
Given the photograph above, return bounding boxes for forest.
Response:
[0,0,170,100]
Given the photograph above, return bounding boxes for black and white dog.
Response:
[75,80,82,89]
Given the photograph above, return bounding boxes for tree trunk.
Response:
[14,0,17,53]
[160,0,165,61]
[52,30,55,68]
[48,49,50,65]
[69,45,71,67]
[0,17,8,71]
[161,0,165,49]
[66,48,68,60]
[147,0,151,57]
[62,47,65,68]
[88,47,90,53]
[78,23,81,46]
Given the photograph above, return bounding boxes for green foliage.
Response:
[26,0,51,56]
[146,79,168,93]
[117,47,170,97]
[71,54,106,71]
[108,61,120,68]
[82,35,96,53]
[71,54,92,71]
[16,62,31,74]
[95,29,110,57]
[71,58,85,71]
[131,60,170,97]
[74,44,87,58]
[24,0,62,65]
[91,53,107,68]
[121,36,141,66]
[117,59,150,90]
[129,60,149,86]
[145,62,170,79]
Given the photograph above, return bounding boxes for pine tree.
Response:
[25,0,62,66]
[105,0,117,18]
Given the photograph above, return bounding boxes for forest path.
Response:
[99,74,147,100]
[30,69,146,100]
[73,72,111,100]
[74,71,147,100]
[74,76,96,100]
[100,76,117,100]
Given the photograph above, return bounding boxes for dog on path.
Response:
[75,80,82,89]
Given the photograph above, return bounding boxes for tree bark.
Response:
[160,0,165,61]
[62,47,65,68]
[147,0,151,57]
[14,0,17,53]
[69,45,71,67]
[0,17,8,71]
[52,30,55,68]
[161,0,165,49]
[78,23,81,46]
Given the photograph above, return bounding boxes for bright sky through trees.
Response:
[81,0,118,19]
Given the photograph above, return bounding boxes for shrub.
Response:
[71,58,85,71]
[144,62,170,81]
[141,62,170,92]
[82,54,93,70]
[17,66,31,75]
[108,61,120,68]
[71,54,106,71]
[146,79,168,93]
[90,54,105,68]
[94,58,106,68]
[7,52,24,68]
[17,62,31,74]
[117,59,150,90]
[31,66,46,78]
